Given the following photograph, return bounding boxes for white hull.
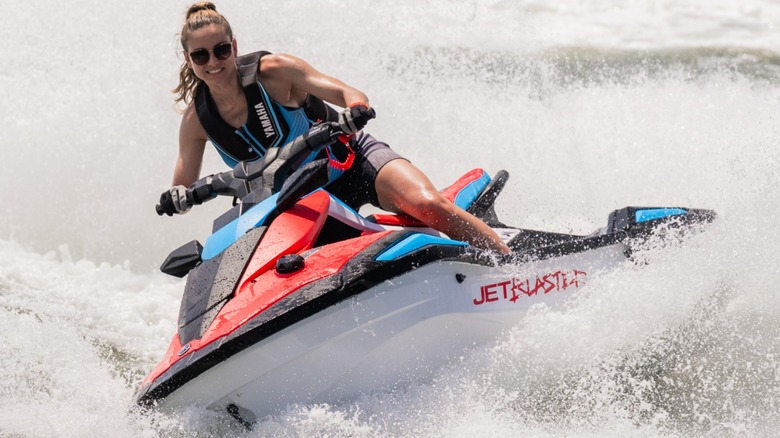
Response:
[157,243,628,420]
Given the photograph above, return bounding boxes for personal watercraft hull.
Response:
[139,236,628,421]
[136,133,715,424]
[136,204,714,422]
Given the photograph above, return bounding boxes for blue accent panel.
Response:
[375,234,467,261]
[635,208,688,223]
[278,104,311,142]
[202,193,281,260]
[452,172,491,210]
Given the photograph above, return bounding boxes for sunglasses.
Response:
[188,42,233,66]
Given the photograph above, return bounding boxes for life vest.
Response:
[194,51,339,167]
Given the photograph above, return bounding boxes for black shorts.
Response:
[326,131,406,210]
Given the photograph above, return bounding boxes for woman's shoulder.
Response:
[259,52,309,75]
[180,102,207,139]
[181,101,198,121]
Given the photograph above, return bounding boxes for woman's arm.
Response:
[260,53,369,108]
[172,104,208,187]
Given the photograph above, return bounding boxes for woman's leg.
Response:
[375,159,511,254]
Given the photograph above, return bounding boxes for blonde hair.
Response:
[172,2,234,106]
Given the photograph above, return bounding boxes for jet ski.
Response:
[134,122,715,424]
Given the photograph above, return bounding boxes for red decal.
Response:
[473,270,587,306]
[473,281,512,305]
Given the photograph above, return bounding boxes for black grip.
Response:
[303,122,340,150]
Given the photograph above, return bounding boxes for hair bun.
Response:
[186,2,217,19]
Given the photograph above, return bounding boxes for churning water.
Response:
[2,0,780,436]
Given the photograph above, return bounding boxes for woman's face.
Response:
[184,24,237,83]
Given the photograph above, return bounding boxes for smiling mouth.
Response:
[206,67,224,74]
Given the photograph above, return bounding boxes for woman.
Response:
[159,2,511,255]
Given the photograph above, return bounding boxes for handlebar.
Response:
[156,121,345,216]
